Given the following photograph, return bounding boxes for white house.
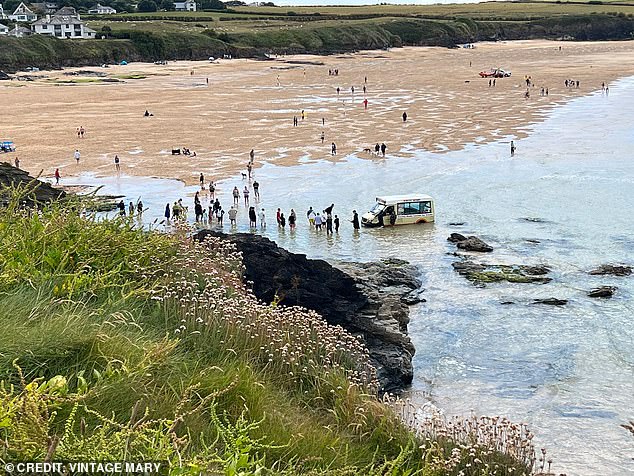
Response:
[31,7,96,39]
[174,0,196,12]
[88,4,116,14]
[8,2,37,22]
[0,23,8,35]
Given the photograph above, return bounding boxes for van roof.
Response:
[376,194,434,203]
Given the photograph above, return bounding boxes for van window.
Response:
[397,202,421,215]
[397,201,433,215]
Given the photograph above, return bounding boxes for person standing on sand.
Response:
[259,208,266,229]
[331,143,337,156]
[217,206,224,226]
[209,181,215,199]
[322,117,325,126]
[375,143,380,155]
[321,132,325,144]
[247,162,253,179]
[363,98,368,110]
[249,149,255,164]
[79,126,85,138]
[301,110,305,121]
[14,157,19,169]
[402,111,408,122]
[199,173,204,188]
[233,186,240,205]
[510,140,516,157]
[74,150,81,163]
[351,210,360,230]
[114,155,120,172]
[55,168,61,185]
[243,186,250,206]
[253,180,260,200]
[381,143,387,157]
[336,87,340,96]
[228,205,237,227]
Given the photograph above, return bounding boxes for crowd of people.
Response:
[158,166,364,236]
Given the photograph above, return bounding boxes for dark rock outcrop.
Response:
[447,232,467,243]
[532,298,568,306]
[587,286,617,298]
[447,233,493,252]
[195,231,421,393]
[589,265,632,277]
[0,162,65,207]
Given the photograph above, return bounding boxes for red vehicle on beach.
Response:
[479,68,512,78]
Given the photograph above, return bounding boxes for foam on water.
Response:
[56,77,634,476]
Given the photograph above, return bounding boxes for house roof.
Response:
[10,25,31,34]
[54,6,77,16]
[12,2,35,15]
[0,24,8,31]
[33,15,82,25]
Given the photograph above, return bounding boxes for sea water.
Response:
[63,77,634,475]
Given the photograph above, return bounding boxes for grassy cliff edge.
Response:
[0,184,539,475]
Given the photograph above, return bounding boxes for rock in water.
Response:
[587,286,617,298]
[532,298,568,306]
[447,232,467,243]
[448,233,493,252]
[452,260,551,285]
[195,231,422,394]
[457,236,494,252]
[589,265,632,277]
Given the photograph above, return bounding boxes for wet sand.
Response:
[2,39,634,185]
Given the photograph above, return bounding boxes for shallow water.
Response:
[60,78,634,475]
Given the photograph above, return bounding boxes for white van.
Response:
[361,194,435,227]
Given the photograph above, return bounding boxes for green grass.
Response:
[0,188,537,475]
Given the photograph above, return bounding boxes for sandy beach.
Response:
[2,39,634,185]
